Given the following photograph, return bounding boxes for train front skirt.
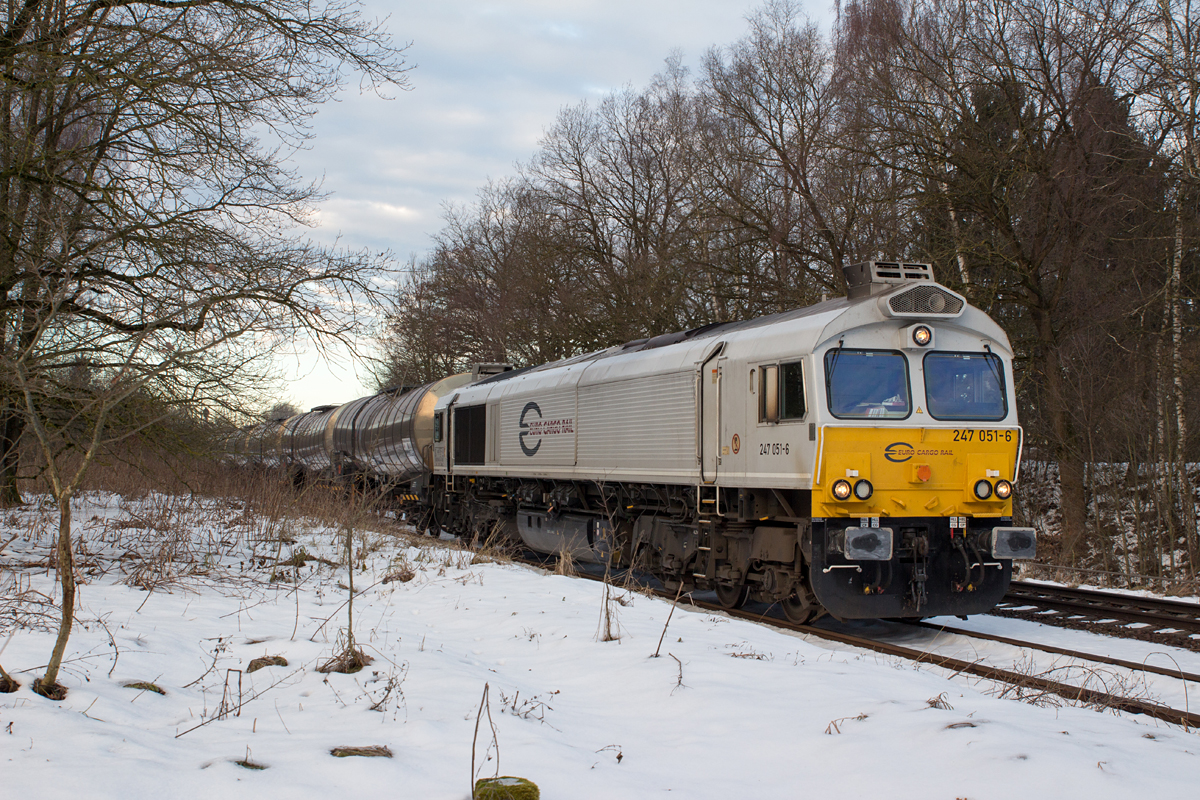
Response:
[809,517,1030,619]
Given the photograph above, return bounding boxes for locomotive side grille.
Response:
[887,285,964,316]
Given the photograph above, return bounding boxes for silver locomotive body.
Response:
[234,263,1036,621]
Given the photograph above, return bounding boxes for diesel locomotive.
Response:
[231,261,1036,622]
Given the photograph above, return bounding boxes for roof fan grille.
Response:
[888,285,964,316]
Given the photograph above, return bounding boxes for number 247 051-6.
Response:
[952,429,1014,443]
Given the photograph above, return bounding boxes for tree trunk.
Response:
[1057,449,1089,567]
[939,180,971,285]
[1152,306,1176,585]
[1120,456,1136,588]
[345,523,355,651]
[0,404,24,507]
[1033,309,1089,565]
[36,494,75,697]
[1170,210,1196,576]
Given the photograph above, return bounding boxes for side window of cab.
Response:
[758,362,807,423]
[433,412,444,443]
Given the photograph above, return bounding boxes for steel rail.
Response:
[1004,581,1200,634]
[909,620,1200,684]
[1009,581,1200,616]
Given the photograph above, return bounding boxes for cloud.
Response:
[314,198,424,228]
[279,0,836,409]
[296,1,797,253]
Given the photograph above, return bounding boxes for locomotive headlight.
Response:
[832,479,853,500]
[994,479,1013,500]
[853,479,873,500]
[973,479,993,500]
[901,323,935,349]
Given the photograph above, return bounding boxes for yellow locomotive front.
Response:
[808,339,1035,618]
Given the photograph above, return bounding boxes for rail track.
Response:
[527,556,1200,731]
[700,596,1198,731]
[463,535,1200,731]
[991,580,1200,652]
[908,619,1200,684]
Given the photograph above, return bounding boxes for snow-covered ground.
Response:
[2,492,1198,799]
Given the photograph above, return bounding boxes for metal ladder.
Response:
[693,485,723,582]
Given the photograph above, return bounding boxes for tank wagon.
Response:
[235,262,1036,622]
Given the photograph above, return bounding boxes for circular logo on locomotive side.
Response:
[731,434,740,454]
[884,441,915,462]
[519,401,542,456]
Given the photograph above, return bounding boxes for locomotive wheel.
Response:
[779,590,817,625]
[715,582,749,610]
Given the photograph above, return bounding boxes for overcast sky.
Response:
[280,0,835,411]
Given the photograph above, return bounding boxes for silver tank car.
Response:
[325,373,474,482]
[325,395,372,475]
[282,405,339,474]
[242,419,287,467]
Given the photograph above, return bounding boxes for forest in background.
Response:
[376,0,1200,588]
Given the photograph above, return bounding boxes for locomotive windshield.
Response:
[824,349,911,419]
[923,352,1007,421]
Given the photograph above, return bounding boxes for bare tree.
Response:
[529,58,714,342]
[700,0,910,305]
[0,0,409,697]
[383,59,716,376]
[264,401,302,422]
[376,178,593,386]
[838,0,1165,566]
[1133,0,1200,574]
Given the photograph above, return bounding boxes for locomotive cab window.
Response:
[759,362,807,423]
[824,349,911,419]
[923,352,1007,421]
[433,412,444,443]
[781,362,806,419]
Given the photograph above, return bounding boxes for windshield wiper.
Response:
[982,350,1004,394]
[826,338,846,385]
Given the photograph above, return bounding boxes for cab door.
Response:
[700,351,725,484]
